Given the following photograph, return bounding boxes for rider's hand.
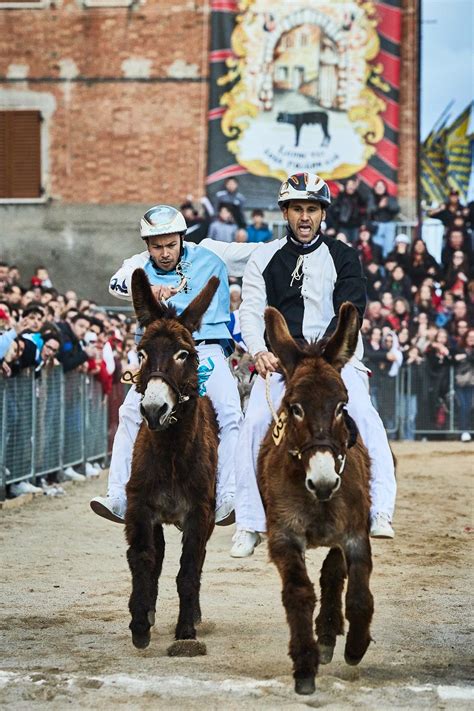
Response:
[254,350,279,377]
[151,285,178,302]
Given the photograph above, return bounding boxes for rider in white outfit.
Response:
[90,205,258,526]
[230,173,397,557]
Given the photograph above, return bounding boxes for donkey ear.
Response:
[179,276,220,334]
[323,302,360,371]
[131,268,167,327]
[264,307,302,377]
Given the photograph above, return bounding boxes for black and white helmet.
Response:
[140,205,187,240]
[278,173,331,208]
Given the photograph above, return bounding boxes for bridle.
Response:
[288,437,347,475]
[122,356,199,425]
[265,373,355,475]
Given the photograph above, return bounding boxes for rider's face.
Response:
[147,233,181,272]
[282,200,325,243]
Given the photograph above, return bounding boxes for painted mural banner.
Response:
[207,0,402,206]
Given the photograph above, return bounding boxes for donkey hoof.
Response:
[294,676,315,695]
[344,651,363,666]
[147,610,156,626]
[167,639,207,657]
[132,630,151,649]
[318,643,335,665]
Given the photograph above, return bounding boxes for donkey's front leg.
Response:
[316,546,347,664]
[174,509,210,642]
[126,508,155,649]
[269,533,318,695]
[342,535,374,665]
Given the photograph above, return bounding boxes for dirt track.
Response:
[1,442,473,710]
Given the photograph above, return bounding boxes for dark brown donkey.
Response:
[258,302,374,695]
[125,268,219,655]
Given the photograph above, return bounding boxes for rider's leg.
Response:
[197,344,243,523]
[342,363,397,536]
[232,373,285,555]
[90,385,142,522]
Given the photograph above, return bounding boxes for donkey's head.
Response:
[265,303,360,502]
[131,269,219,431]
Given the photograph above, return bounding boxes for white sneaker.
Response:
[370,513,395,539]
[24,481,43,494]
[63,466,86,482]
[230,529,262,558]
[90,495,126,524]
[85,462,101,478]
[10,481,33,497]
[461,432,472,442]
[215,497,235,526]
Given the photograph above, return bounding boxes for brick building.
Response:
[0,0,419,209]
[0,0,419,300]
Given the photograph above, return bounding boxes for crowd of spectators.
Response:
[1,178,473,498]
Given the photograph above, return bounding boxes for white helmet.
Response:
[140,205,187,239]
[278,172,331,208]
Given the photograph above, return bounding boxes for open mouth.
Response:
[298,224,313,236]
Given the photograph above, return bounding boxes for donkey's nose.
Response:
[141,402,171,430]
[306,475,341,501]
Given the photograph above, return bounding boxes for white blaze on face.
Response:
[141,378,175,424]
[306,451,341,497]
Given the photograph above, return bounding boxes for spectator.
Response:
[443,250,471,298]
[235,228,248,243]
[413,284,438,321]
[441,229,473,272]
[364,260,384,300]
[386,297,411,331]
[425,328,453,429]
[428,189,465,230]
[386,233,411,271]
[408,239,440,290]
[246,209,273,243]
[383,264,412,301]
[400,345,425,440]
[370,179,400,256]
[57,313,94,373]
[453,328,474,441]
[215,177,246,227]
[180,196,213,244]
[366,300,390,329]
[355,223,383,266]
[229,283,242,312]
[329,177,368,243]
[207,204,237,243]
[32,266,53,289]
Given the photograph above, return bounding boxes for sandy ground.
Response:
[0,441,473,710]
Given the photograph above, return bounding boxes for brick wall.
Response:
[0,0,418,213]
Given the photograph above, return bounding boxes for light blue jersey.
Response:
[141,242,233,351]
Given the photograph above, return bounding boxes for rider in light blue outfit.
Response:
[91,205,259,528]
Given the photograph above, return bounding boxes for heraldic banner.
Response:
[207,0,402,208]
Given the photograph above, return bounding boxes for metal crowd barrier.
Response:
[1,363,471,500]
[0,367,109,500]
[369,365,473,440]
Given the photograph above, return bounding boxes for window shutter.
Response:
[0,111,42,199]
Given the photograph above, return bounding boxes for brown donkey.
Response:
[125,268,219,655]
[258,302,374,695]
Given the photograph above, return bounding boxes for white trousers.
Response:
[234,363,397,533]
[107,344,242,507]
